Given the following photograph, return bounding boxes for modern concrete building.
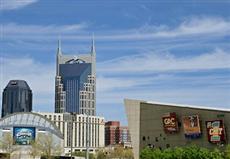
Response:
[55,38,96,115]
[38,112,104,153]
[0,112,64,157]
[1,80,32,118]
[124,99,230,159]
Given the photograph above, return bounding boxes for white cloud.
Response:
[2,23,88,35]
[0,56,55,110]
[0,0,38,11]
[2,17,230,41]
[97,86,230,108]
[154,17,230,38]
[91,17,230,40]
[96,74,178,92]
[98,49,230,73]
[1,50,229,113]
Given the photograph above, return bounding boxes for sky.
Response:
[0,0,230,125]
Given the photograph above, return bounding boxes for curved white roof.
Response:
[0,112,63,139]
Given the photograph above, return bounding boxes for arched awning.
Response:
[0,112,63,139]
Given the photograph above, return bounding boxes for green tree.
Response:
[96,150,106,159]
[108,145,134,159]
[0,133,18,159]
[123,148,134,159]
[140,145,225,159]
[29,140,42,159]
[36,133,63,159]
[225,145,230,159]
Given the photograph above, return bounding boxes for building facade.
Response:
[55,39,96,115]
[120,126,131,145]
[0,112,64,157]
[105,121,131,147]
[1,80,32,118]
[124,99,230,159]
[38,112,104,153]
[105,121,120,146]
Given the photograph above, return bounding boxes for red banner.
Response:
[162,112,178,133]
[206,120,225,143]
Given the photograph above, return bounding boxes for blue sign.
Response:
[13,127,35,145]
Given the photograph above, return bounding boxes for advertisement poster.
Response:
[183,115,201,138]
[206,120,225,143]
[162,112,178,133]
[13,127,35,145]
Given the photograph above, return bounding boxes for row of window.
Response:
[43,114,102,123]
[66,122,100,148]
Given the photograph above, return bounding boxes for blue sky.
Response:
[0,0,230,125]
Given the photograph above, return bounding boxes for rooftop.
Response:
[145,100,230,112]
[5,80,31,90]
[124,99,230,113]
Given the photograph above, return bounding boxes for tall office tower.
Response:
[55,38,96,115]
[1,80,32,118]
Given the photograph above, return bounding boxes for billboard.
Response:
[13,127,35,145]
[206,120,226,143]
[162,112,178,133]
[182,115,201,138]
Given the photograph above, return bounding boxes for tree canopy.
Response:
[140,145,230,159]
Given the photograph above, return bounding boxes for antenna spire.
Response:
[91,33,96,54]
[57,37,62,55]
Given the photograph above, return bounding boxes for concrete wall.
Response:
[124,99,142,159]
[140,102,230,150]
[124,99,230,159]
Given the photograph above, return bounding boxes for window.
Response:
[166,144,170,148]
[155,137,158,142]
[142,136,146,141]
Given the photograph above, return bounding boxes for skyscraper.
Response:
[55,37,96,115]
[1,80,32,118]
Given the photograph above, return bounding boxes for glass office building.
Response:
[55,38,96,115]
[1,80,32,118]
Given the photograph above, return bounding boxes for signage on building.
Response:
[13,127,35,145]
[162,112,178,133]
[206,120,226,143]
[182,115,201,138]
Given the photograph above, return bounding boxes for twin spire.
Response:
[57,34,96,55]
[57,38,62,55]
[91,34,96,54]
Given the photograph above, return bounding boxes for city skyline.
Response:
[1,0,230,125]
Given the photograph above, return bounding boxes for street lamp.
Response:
[70,112,75,159]
[85,111,89,159]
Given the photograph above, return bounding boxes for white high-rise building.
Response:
[38,112,104,153]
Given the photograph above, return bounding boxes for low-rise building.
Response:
[120,126,132,148]
[124,99,230,159]
[105,121,131,147]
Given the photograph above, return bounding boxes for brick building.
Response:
[105,121,131,146]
